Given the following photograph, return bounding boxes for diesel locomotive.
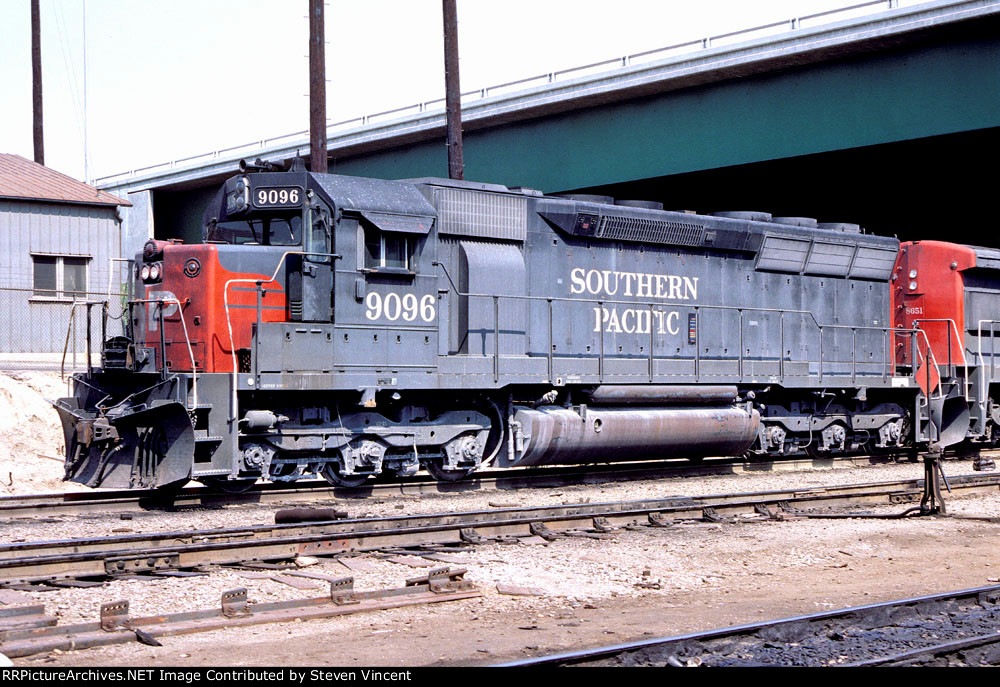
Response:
[53,161,1000,490]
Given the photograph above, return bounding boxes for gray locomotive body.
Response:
[56,169,930,489]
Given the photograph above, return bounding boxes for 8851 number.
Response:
[365,292,436,322]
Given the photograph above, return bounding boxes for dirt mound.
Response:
[0,372,84,494]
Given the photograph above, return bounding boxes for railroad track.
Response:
[2,472,999,588]
[0,567,480,659]
[0,454,926,519]
[500,584,1000,667]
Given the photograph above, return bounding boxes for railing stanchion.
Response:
[493,296,500,384]
[158,303,167,381]
[547,298,553,383]
[738,309,744,380]
[694,306,700,382]
[71,309,77,373]
[992,322,996,381]
[598,300,605,383]
[779,312,785,382]
[947,323,952,372]
[254,282,263,383]
[101,302,107,359]
[648,304,654,382]
[851,327,857,383]
[818,326,824,383]
[882,329,888,381]
[86,303,93,376]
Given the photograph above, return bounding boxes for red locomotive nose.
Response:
[892,240,976,394]
[145,243,287,373]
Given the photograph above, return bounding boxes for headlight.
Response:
[140,262,163,283]
[225,175,251,215]
[143,239,163,260]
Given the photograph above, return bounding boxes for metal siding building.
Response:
[0,155,129,360]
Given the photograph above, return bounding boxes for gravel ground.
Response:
[3,458,999,667]
[1,456,951,543]
[21,488,1000,667]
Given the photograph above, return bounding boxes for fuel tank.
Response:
[503,403,760,467]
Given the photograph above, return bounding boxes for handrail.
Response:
[94,0,910,187]
[130,297,199,410]
[912,318,970,401]
[59,300,109,380]
[60,307,77,379]
[222,249,339,424]
[977,319,1000,409]
[911,333,946,401]
[433,261,938,392]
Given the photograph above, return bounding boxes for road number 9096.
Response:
[253,186,301,208]
[365,292,436,322]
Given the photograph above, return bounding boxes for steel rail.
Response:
[498,584,1000,667]
[0,473,998,586]
[845,631,1000,666]
[0,454,904,519]
[0,569,480,658]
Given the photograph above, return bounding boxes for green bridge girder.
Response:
[331,32,1000,195]
[151,10,1000,246]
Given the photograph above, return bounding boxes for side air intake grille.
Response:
[436,187,527,241]
[596,215,704,246]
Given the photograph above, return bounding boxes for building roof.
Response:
[0,154,130,207]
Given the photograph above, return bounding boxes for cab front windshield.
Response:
[206,214,301,246]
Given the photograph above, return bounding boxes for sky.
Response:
[0,0,906,185]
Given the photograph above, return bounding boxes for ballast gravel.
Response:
[0,457,957,543]
[3,457,1000,666]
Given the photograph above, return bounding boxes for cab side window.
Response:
[363,224,410,271]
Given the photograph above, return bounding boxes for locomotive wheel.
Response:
[803,445,832,460]
[424,460,476,483]
[202,477,258,494]
[320,463,370,488]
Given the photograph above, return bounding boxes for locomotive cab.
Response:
[128,168,341,376]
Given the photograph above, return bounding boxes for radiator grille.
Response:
[436,188,527,241]
[596,215,704,246]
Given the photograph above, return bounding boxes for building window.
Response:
[32,255,90,298]
[363,225,410,271]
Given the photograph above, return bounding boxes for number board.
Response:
[252,186,303,209]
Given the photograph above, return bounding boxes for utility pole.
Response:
[83,0,88,183]
[309,0,327,173]
[31,0,44,165]
[442,0,463,180]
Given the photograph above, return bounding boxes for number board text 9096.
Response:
[253,186,302,209]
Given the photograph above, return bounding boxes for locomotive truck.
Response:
[53,161,1000,490]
